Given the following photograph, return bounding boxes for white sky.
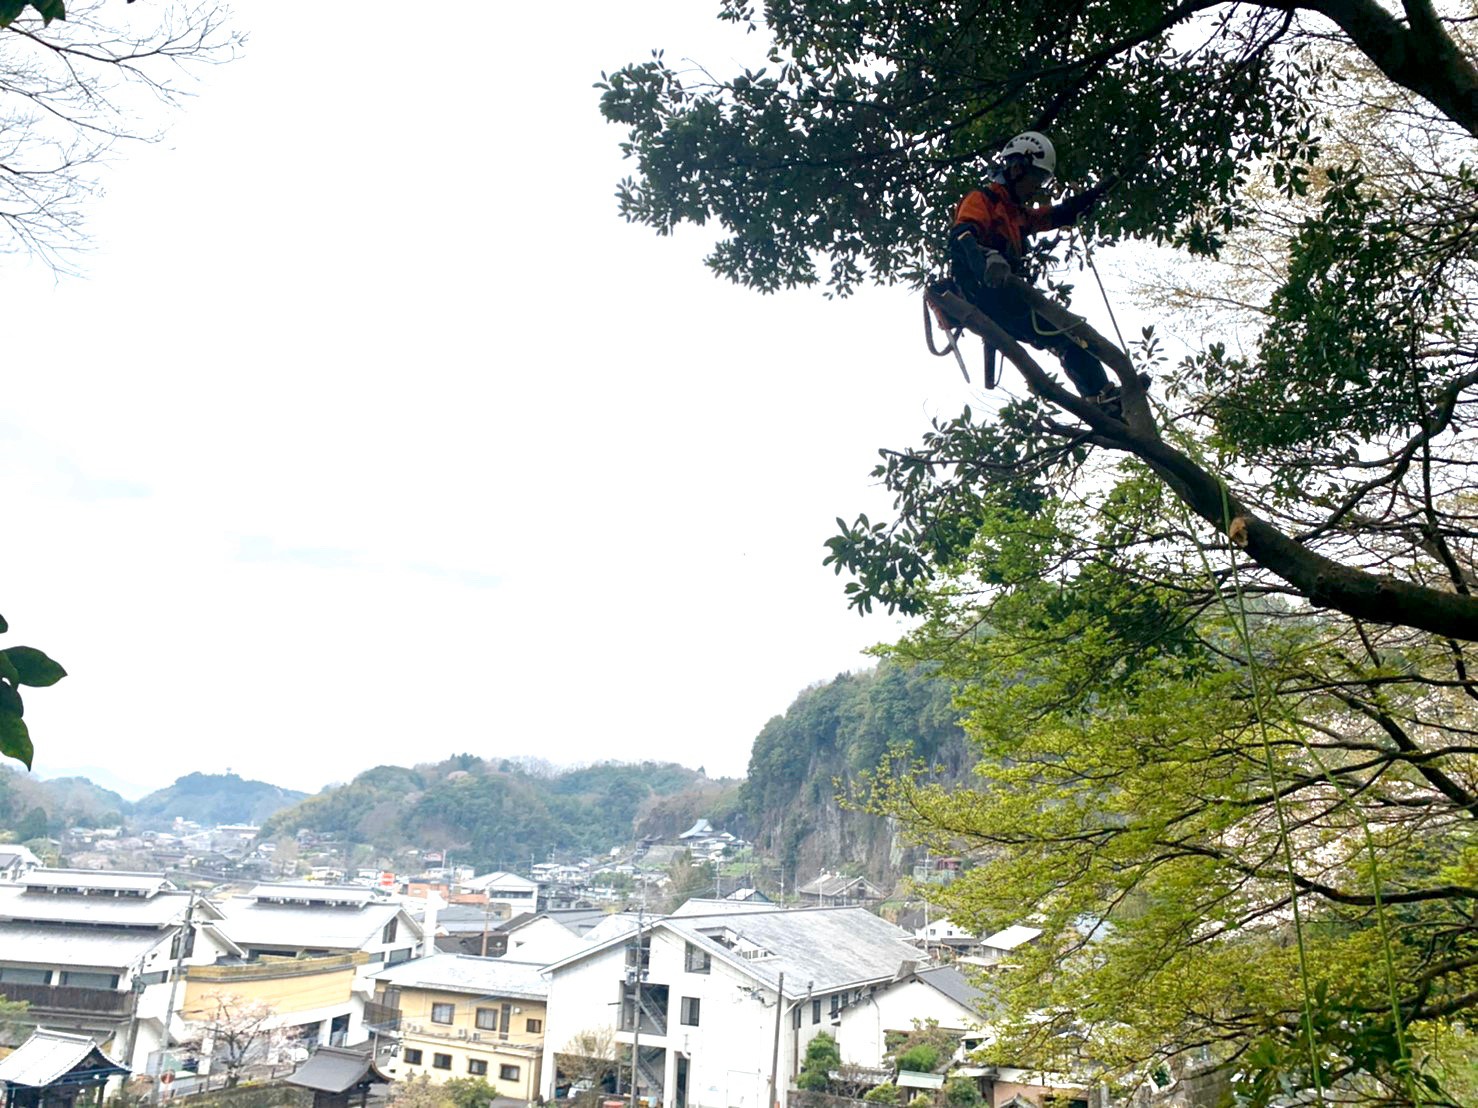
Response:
[0,2,1150,797]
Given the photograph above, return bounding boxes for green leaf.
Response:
[0,654,16,684]
[0,710,32,770]
[0,682,21,717]
[2,646,66,687]
[0,613,8,634]
[0,0,64,28]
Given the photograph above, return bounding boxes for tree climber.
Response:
[948,132,1120,407]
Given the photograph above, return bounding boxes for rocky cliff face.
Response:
[740,662,973,894]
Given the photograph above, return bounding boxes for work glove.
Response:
[982,250,1011,288]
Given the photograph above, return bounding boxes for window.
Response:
[59,971,119,990]
[684,942,711,974]
[169,929,195,961]
[680,996,700,1027]
[0,968,50,985]
[382,918,398,943]
[433,1054,452,1071]
[387,947,413,965]
[476,1007,498,1030]
[431,1003,455,1024]
[525,1018,542,1034]
[468,1059,488,1076]
[829,994,839,1019]
[499,1065,521,1082]
[402,1049,423,1065]
[812,998,821,1025]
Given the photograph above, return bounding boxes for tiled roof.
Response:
[0,1029,127,1087]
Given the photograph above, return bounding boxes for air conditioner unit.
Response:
[457,1029,468,1040]
[471,1033,482,1043]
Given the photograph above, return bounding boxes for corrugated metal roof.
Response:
[215,900,416,951]
[0,922,164,967]
[371,954,548,1000]
[0,1028,128,1087]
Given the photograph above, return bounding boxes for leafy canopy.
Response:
[603,0,1478,1101]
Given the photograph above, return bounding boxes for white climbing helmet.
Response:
[1000,131,1056,177]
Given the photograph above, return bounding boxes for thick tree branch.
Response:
[936,284,1478,642]
[1306,0,1478,137]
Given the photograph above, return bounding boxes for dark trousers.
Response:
[952,269,1110,398]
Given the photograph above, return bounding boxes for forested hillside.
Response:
[131,772,307,828]
[0,765,128,840]
[742,661,971,883]
[261,756,729,868]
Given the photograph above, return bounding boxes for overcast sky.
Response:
[0,2,1151,798]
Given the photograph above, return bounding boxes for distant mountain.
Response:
[132,772,307,827]
[38,764,156,802]
[0,765,129,836]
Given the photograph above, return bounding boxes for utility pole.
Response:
[153,892,196,1105]
[767,972,786,1108]
[627,907,646,1108]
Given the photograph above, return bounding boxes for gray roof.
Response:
[19,870,169,896]
[286,1046,388,1093]
[0,1028,128,1087]
[216,900,416,951]
[247,883,374,906]
[0,885,210,928]
[912,966,992,1015]
[671,898,775,917]
[796,873,885,899]
[0,922,166,969]
[550,907,924,999]
[437,904,508,935]
[372,954,548,1001]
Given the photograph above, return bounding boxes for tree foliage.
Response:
[0,615,65,769]
[604,0,1478,1101]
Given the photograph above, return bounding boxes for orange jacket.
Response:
[952,181,1077,266]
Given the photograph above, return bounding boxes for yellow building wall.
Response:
[389,985,547,1101]
[181,955,361,1021]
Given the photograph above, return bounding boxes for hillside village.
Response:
[0,853,1212,1108]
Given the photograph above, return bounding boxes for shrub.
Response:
[797,1032,841,1092]
[896,1045,941,1074]
[942,1078,980,1108]
[863,1084,900,1105]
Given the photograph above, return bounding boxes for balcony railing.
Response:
[363,1000,402,1031]
[0,982,135,1016]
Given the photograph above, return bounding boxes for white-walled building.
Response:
[461,872,539,914]
[835,965,990,1068]
[214,883,426,992]
[0,869,240,1071]
[540,906,926,1108]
